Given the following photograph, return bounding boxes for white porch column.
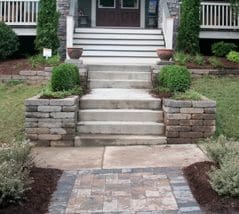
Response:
[66,15,74,59]
[91,0,96,27]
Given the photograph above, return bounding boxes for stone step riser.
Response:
[79,110,163,122]
[89,72,151,80]
[89,80,151,89]
[74,135,167,146]
[77,123,165,135]
[80,100,161,110]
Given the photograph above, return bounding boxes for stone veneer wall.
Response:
[158,0,180,48]
[57,0,71,58]
[25,95,79,147]
[163,98,216,144]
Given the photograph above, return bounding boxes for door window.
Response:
[121,0,139,9]
[98,0,116,8]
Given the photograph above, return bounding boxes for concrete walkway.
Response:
[33,144,207,170]
[34,145,207,213]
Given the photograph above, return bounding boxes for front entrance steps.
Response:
[73,28,164,65]
[76,87,166,146]
[75,64,166,146]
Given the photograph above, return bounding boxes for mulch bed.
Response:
[183,161,239,214]
[151,90,173,99]
[186,57,239,69]
[0,59,44,75]
[0,167,63,214]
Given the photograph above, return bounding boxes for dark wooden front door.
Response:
[96,0,140,27]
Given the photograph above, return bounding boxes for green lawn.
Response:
[192,76,239,139]
[0,82,42,144]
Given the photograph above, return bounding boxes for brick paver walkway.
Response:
[49,168,201,214]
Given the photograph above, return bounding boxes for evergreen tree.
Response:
[176,0,201,54]
[35,0,60,54]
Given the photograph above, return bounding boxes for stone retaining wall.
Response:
[0,63,88,86]
[163,98,216,144]
[25,95,79,147]
[0,69,51,84]
[151,66,239,83]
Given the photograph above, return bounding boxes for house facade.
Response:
[0,0,238,64]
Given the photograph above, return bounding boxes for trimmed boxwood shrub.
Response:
[51,64,80,92]
[157,65,191,92]
[176,0,200,54]
[212,41,237,57]
[35,0,59,54]
[0,22,19,60]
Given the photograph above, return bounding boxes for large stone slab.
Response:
[33,147,104,170]
[103,145,208,169]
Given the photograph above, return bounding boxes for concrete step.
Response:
[75,135,167,146]
[74,33,164,40]
[74,45,163,52]
[89,71,151,80]
[81,57,159,65]
[74,39,164,46]
[89,79,151,89]
[83,50,158,58]
[88,65,151,72]
[79,109,163,122]
[77,121,165,135]
[80,89,161,110]
[75,28,163,35]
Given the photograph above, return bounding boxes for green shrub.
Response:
[205,135,239,166]
[35,0,59,54]
[0,22,19,60]
[173,89,202,100]
[173,52,191,65]
[29,54,61,68]
[157,65,191,92]
[227,51,239,63]
[212,41,237,57]
[51,64,80,92]
[0,142,33,207]
[193,54,205,65]
[209,157,239,197]
[176,0,200,54]
[208,57,223,68]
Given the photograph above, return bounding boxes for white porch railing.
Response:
[161,1,174,49]
[201,2,239,29]
[0,0,39,26]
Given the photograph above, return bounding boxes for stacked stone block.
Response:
[25,95,79,147]
[0,70,51,84]
[163,98,216,144]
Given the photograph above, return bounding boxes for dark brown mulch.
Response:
[0,167,63,214]
[186,57,239,69]
[183,161,239,214]
[0,59,44,75]
[150,89,173,99]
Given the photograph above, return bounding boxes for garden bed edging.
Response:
[163,98,216,144]
[25,95,79,147]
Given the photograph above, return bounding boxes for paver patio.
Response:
[34,145,207,213]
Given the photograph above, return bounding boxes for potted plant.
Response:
[156,49,174,61]
[67,48,83,59]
